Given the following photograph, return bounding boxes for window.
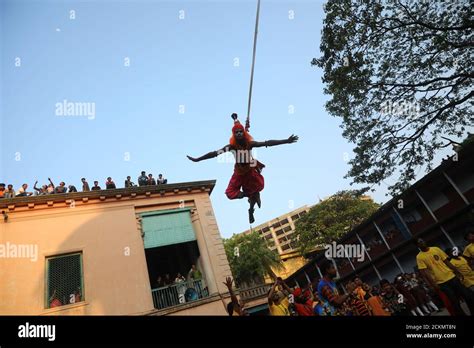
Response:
[46,252,84,309]
[141,209,195,248]
[456,173,474,193]
[300,211,307,216]
[275,229,284,236]
[280,219,289,225]
[403,209,422,223]
[272,222,281,229]
[262,227,270,233]
[291,214,299,221]
[283,226,292,233]
[282,244,291,251]
[426,192,449,211]
[278,237,288,244]
[265,234,273,240]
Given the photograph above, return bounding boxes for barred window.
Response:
[46,252,84,309]
[275,229,284,236]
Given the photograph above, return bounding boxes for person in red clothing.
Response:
[293,287,314,316]
[49,289,63,308]
[187,113,298,223]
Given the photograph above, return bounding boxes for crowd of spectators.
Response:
[0,171,168,199]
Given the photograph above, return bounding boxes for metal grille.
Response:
[46,253,83,308]
[151,279,208,310]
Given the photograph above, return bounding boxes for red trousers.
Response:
[225,169,264,199]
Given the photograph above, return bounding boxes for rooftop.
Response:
[0,180,216,210]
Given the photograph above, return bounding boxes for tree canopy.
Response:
[293,190,380,255]
[224,231,282,286]
[313,0,473,194]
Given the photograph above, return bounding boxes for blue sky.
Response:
[0,0,454,238]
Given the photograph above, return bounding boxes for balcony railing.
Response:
[151,279,209,310]
[239,283,273,301]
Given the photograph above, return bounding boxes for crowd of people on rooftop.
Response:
[0,171,168,198]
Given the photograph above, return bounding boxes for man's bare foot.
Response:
[248,208,255,224]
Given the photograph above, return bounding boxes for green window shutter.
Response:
[141,209,196,249]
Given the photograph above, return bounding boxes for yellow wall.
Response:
[0,185,232,315]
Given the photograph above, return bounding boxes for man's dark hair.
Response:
[380,279,390,286]
[319,260,333,275]
[81,178,86,181]
[141,171,146,174]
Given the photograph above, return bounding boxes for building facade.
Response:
[239,205,312,279]
[285,141,474,291]
[0,180,233,315]
[241,205,311,255]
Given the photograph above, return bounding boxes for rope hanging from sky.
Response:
[245,0,261,132]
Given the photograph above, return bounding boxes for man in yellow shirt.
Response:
[446,247,474,290]
[268,278,291,316]
[463,230,474,268]
[415,238,474,315]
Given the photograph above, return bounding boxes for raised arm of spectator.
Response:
[48,178,55,188]
[33,181,41,193]
[277,277,292,295]
[268,280,279,306]
[223,277,243,315]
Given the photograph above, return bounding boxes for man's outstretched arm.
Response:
[251,134,298,148]
[187,145,231,162]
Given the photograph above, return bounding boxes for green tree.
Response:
[224,232,282,286]
[313,0,473,194]
[293,190,380,255]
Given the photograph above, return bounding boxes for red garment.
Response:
[225,168,264,199]
[294,302,314,316]
[293,288,314,316]
[50,299,62,308]
[436,290,455,315]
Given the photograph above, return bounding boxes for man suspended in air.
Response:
[187,113,298,224]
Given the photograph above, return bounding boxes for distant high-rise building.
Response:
[241,205,311,255]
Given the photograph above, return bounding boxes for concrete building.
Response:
[0,180,233,315]
[239,205,312,279]
[285,140,474,292]
[241,205,311,255]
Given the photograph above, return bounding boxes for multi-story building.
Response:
[241,205,311,255]
[285,140,474,292]
[238,205,312,279]
[0,180,234,315]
